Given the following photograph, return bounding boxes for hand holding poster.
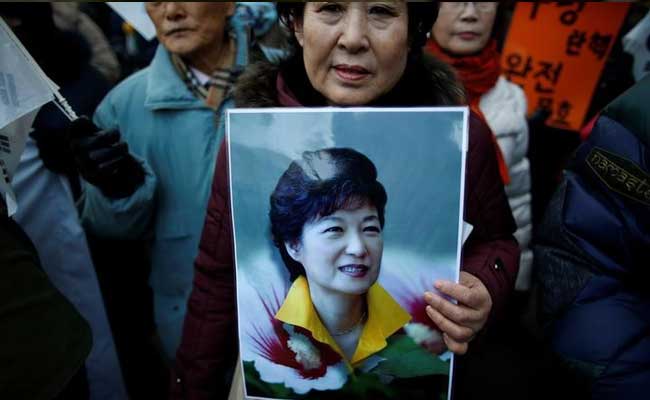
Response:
[501,2,630,131]
[227,108,468,400]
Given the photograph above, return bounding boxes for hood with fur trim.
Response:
[234,53,465,108]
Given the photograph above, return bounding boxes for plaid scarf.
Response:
[171,52,243,111]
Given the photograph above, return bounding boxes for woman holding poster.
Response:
[173,2,520,399]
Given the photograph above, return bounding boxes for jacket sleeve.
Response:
[171,141,237,400]
[462,113,520,324]
[77,101,157,239]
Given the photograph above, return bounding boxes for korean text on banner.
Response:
[107,2,157,41]
[501,2,630,131]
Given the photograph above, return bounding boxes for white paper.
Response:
[107,2,157,41]
[462,221,474,245]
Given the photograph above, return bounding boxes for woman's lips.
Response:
[334,65,370,82]
[338,264,369,278]
[456,32,479,40]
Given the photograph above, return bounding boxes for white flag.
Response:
[107,2,157,41]
[0,108,39,216]
[0,19,54,130]
[0,18,57,215]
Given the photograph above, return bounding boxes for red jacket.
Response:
[171,61,519,400]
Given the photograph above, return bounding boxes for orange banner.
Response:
[501,2,630,131]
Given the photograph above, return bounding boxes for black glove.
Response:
[30,127,77,176]
[67,117,145,199]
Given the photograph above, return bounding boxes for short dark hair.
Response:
[276,1,439,55]
[269,148,387,281]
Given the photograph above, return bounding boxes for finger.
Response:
[424,291,480,326]
[443,333,468,355]
[88,142,128,164]
[434,280,481,308]
[97,156,125,175]
[426,305,475,342]
[74,130,121,152]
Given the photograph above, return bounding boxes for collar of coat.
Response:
[143,45,205,111]
[234,52,465,108]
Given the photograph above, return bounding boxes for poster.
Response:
[501,2,630,131]
[228,108,468,400]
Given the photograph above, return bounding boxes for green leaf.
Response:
[371,335,450,378]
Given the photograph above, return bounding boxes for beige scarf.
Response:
[170,42,241,110]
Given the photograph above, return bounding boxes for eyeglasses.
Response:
[439,2,498,14]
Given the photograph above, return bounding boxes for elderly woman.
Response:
[427,2,533,292]
[173,2,519,398]
[67,2,277,362]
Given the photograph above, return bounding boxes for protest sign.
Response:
[227,108,468,400]
[502,2,630,131]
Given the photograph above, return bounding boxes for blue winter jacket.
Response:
[535,76,650,399]
[80,3,278,358]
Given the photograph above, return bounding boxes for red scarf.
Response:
[426,39,511,185]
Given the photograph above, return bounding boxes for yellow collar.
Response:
[275,276,411,366]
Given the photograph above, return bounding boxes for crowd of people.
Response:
[0,2,647,400]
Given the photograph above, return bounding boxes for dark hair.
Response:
[276,1,439,56]
[269,148,387,281]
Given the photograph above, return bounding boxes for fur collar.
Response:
[234,54,465,108]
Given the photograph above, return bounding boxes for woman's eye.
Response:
[363,226,382,234]
[318,2,343,14]
[369,5,397,16]
[324,226,343,233]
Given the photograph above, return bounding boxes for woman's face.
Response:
[294,2,409,106]
[432,2,497,56]
[286,203,383,296]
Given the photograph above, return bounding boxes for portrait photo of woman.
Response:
[226,107,468,400]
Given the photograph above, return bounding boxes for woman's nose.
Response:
[345,232,368,258]
[459,2,480,21]
[337,10,370,53]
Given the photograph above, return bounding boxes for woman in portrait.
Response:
[173,2,520,399]
[270,147,409,364]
